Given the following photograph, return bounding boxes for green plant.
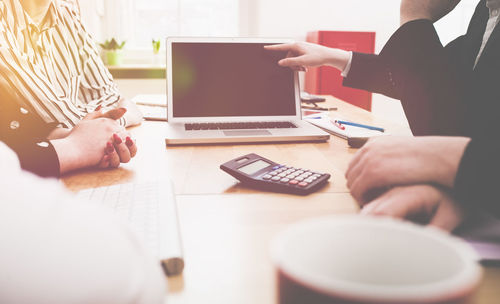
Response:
[152,39,161,54]
[99,38,126,51]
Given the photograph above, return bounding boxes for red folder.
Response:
[305,31,376,111]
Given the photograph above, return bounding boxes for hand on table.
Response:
[264,42,351,71]
[400,0,462,25]
[51,118,137,174]
[84,100,143,127]
[360,184,464,232]
[346,136,470,204]
[98,132,137,169]
[83,106,128,121]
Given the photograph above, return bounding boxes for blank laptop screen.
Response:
[171,42,296,118]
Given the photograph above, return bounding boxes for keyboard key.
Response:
[295,177,304,182]
[271,176,281,181]
[262,175,272,180]
[298,182,309,187]
[289,180,299,185]
[280,178,290,183]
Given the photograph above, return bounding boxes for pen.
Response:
[301,105,338,111]
[335,120,385,132]
[331,119,345,130]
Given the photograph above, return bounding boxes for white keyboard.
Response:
[77,180,184,276]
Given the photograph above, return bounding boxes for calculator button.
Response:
[313,174,321,178]
[304,172,312,177]
[298,182,309,187]
[289,180,299,185]
[271,176,281,181]
[310,176,318,181]
[269,172,278,176]
[272,166,280,170]
[298,174,308,179]
[286,175,295,179]
[295,177,304,182]
[304,178,314,183]
[296,170,304,174]
[280,178,290,183]
[263,175,272,180]
[278,173,287,177]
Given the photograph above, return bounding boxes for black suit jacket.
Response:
[344,0,497,138]
[344,1,500,217]
[0,89,60,177]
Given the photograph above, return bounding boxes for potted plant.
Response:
[152,39,161,55]
[152,39,161,65]
[99,38,126,66]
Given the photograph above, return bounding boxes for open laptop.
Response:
[165,37,330,145]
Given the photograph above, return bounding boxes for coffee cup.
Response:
[271,215,482,304]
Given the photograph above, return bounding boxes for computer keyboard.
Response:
[76,180,184,276]
[184,121,297,131]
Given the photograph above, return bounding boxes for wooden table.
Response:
[62,96,500,304]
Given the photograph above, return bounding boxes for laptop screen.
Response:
[171,42,297,118]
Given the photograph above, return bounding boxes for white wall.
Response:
[251,0,479,52]
[247,0,479,124]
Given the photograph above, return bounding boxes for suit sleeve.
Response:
[0,93,60,178]
[343,19,444,97]
[343,19,464,136]
[454,138,500,217]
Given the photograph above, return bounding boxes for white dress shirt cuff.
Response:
[341,51,353,77]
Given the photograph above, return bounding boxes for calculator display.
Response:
[238,160,271,175]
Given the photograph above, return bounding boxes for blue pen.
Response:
[335,120,385,132]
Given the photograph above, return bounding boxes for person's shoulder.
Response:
[54,0,81,21]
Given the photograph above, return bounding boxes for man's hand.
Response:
[264,42,351,71]
[346,136,470,204]
[360,184,465,232]
[400,0,462,25]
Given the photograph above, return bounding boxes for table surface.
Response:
[62,96,500,304]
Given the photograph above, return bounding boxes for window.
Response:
[81,0,240,50]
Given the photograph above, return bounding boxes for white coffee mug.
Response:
[271,215,482,304]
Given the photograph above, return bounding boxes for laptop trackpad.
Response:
[223,130,271,137]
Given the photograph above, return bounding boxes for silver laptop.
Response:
[165,37,330,145]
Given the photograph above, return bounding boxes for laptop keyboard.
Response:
[184,121,297,131]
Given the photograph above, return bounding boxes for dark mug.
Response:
[271,215,482,304]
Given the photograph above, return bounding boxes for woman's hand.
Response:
[346,136,470,204]
[360,184,464,232]
[400,0,462,25]
[264,42,351,71]
[98,133,138,169]
[51,118,137,174]
[84,99,143,127]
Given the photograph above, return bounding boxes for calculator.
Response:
[220,153,331,195]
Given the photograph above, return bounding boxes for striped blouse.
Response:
[0,0,123,128]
